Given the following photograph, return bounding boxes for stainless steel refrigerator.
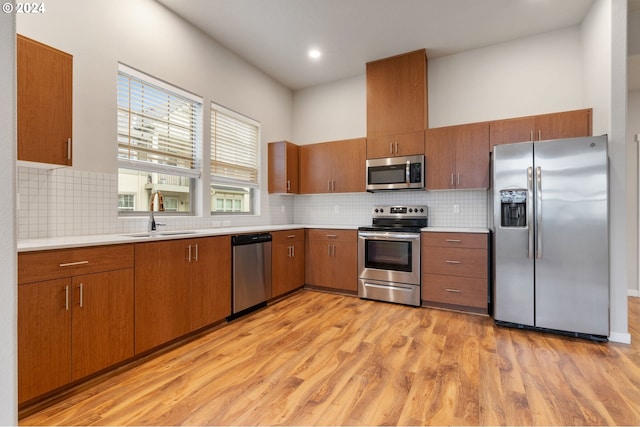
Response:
[492,135,609,339]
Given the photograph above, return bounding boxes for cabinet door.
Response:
[331,138,366,193]
[299,143,332,194]
[71,269,134,380]
[305,238,333,287]
[190,236,231,330]
[329,239,358,292]
[366,49,428,136]
[272,231,305,298]
[425,127,456,190]
[455,122,490,189]
[134,240,191,354]
[366,130,424,159]
[489,116,535,150]
[18,278,72,403]
[17,34,72,166]
[268,141,299,194]
[535,109,592,141]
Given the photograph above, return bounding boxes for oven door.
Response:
[358,230,421,285]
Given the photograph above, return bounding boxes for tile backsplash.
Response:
[17,166,488,239]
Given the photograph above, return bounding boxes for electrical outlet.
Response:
[453,204,461,214]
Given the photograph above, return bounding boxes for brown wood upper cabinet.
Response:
[425,122,490,190]
[17,34,73,166]
[268,141,299,194]
[299,138,366,194]
[490,108,592,150]
[366,49,428,158]
[18,245,134,404]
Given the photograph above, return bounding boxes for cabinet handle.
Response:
[325,234,337,238]
[328,244,331,256]
[332,244,336,257]
[79,283,84,308]
[389,143,393,154]
[446,239,461,243]
[445,288,462,293]
[538,130,542,141]
[445,260,461,264]
[451,173,454,187]
[194,244,199,262]
[286,179,290,191]
[288,245,292,257]
[67,138,72,160]
[332,180,335,191]
[187,244,192,262]
[292,245,295,258]
[59,260,89,267]
[395,141,398,154]
[457,173,460,186]
[64,285,69,311]
[287,234,296,239]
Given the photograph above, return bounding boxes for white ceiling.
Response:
[156,0,637,92]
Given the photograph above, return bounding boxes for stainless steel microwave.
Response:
[366,155,425,192]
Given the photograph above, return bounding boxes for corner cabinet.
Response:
[18,245,134,404]
[366,49,428,158]
[134,236,231,354]
[489,108,592,149]
[271,229,305,298]
[421,232,489,315]
[299,138,366,194]
[425,122,490,190]
[268,141,299,194]
[17,34,73,166]
[305,229,358,293]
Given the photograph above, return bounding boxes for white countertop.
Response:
[17,224,359,252]
[421,227,490,234]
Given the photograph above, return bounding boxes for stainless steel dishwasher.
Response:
[230,233,272,319]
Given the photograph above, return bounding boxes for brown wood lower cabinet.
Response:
[134,236,231,354]
[272,229,305,298]
[421,232,489,314]
[18,245,134,404]
[305,229,357,293]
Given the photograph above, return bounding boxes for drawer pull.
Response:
[446,239,461,243]
[445,260,461,264]
[445,288,462,293]
[287,235,296,239]
[325,234,337,238]
[59,260,89,267]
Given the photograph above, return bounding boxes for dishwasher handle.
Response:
[232,233,272,246]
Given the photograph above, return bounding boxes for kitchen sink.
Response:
[122,230,199,238]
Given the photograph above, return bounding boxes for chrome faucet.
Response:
[149,191,165,231]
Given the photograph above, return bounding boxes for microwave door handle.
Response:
[406,160,411,185]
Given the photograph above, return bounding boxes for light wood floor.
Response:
[21,290,640,426]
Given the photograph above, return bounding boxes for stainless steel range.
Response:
[358,205,428,307]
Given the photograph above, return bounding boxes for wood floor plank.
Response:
[19,291,640,426]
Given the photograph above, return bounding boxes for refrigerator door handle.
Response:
[536,166,543,259]
[527,167,534,258]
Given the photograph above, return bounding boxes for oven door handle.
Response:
[358,232,419,240]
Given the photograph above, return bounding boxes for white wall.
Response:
[629,89,640,297]
[1,9,18,426]
[16,0,297,235]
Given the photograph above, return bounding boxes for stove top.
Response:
[360,205,428,232]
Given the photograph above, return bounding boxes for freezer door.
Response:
[533,136,609,336]
[492,142,535,326]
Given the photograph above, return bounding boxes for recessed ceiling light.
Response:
[308,48,321,60]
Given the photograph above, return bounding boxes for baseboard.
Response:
[628,289,639,297]
[609,331,632,344]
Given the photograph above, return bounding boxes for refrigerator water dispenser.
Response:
[499,190,527,227]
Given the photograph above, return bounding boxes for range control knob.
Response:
[420,208,424,213]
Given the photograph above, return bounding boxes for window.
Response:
[210,103,260,214]
[116,64,202,214]
[118,194,135,211]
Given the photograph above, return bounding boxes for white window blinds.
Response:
[117,64,202,177]
[211,103,259,186]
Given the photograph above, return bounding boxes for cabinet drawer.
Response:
[422,247,487,278]
[422,232,487,249]
[422,274,487,308]
[19,244,134,284]
[272,229,305,243]
[306,229,355,241]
